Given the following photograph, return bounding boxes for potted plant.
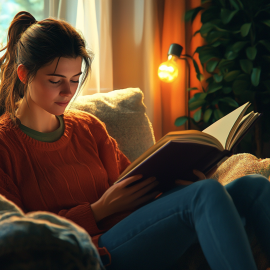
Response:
[176,0,270,157]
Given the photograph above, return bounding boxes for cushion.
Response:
[0,195,104,270]
[211,153,270,185]
[70,88,155,162]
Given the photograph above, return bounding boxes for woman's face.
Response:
[21,56,82,115]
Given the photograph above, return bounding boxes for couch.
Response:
[71,87,270,269]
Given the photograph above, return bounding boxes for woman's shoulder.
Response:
[64,109,105,126]
[63,109,108,136]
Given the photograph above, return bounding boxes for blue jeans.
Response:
[99,175,270,270]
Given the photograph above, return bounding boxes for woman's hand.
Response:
[175,165,218,186]
[91,175,160,222]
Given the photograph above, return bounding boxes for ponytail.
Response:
[0,11,93,124]
[0,11,37,119]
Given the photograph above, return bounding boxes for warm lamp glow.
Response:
[158,55,179,83]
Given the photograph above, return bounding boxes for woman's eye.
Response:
[71,80,79,83]
[49,80,60,84]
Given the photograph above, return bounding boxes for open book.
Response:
[115,102,261,189]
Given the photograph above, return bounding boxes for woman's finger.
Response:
[133,191,161,208]
[175,179,193,185]
[125,176,157,194]
[193,169,206,180]
[131,179,159,197]
[120,174,143,187]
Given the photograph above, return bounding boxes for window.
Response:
[0,0,45,56]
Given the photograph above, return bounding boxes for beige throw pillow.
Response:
[70,88,156,162]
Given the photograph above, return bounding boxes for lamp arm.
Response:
[180,56,191,129]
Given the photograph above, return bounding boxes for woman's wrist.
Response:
[90,200,109,223]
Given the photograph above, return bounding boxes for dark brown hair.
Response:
[0,11,94,123]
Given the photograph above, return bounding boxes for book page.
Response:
[202,102,250,149]
[228,112,259,150]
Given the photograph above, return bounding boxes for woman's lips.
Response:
[55,101,69,107]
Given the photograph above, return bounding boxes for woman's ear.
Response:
[17,64,28,84]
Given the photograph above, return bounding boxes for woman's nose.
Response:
[60,83,72,97]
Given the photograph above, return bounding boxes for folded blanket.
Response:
[0,195,105,270]
[212,153,270,185]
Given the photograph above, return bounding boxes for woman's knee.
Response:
[227,174,269,196]
[193,179,227,202]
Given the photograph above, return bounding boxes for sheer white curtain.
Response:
[45,0,113,95]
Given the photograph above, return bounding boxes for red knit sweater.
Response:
[0,109,131,260]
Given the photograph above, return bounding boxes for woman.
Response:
[0,11,270,270]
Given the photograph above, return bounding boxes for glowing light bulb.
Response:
[158,55,179,83]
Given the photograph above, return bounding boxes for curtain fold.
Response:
[160,0,187,136]
[76,0,113,95]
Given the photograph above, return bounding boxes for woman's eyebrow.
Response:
[46,71,82,77]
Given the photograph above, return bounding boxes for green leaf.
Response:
[214,109,224,121]
[207,82,223,93]
[232,41,248,53]
[193,30,201,37]
[225,51,238,60]
[220,97,239,107]
[187,87,198,91]
[259,40,270,53]
[192,59,203,81]
[232,80,250,95]
[188,99,206,111]
[205,31,224,44]
[206,60,219,73]
[224,70,242,82]
[229,0,240,10]
[199,93,208,99]
[213,74,223,82]
[246,47,257,60]
[175,116,188,127]
[222,87,232,94]
[194,109,202,122]
[201,6,219,23]
[200,23,215,35]
[251,67,261,87]
[212,41,221,47]
[241,23,251,37]
[236,74,250,81]
[197,47,219,64]
[262,20,270,27]
[217,0,226,7]
[203,108,212,123]
[185,7,204,23]
[199,53,216,64]
[240,59,253,74]
[221,9,238,24]
[189,92,207,103]
[218,59,235,70]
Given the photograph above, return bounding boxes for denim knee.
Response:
[228,174,269,198]
[194,179,225,198]
[191,179,229,210]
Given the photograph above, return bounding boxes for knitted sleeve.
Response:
[58,203,106,236]
[0,168,25,212]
